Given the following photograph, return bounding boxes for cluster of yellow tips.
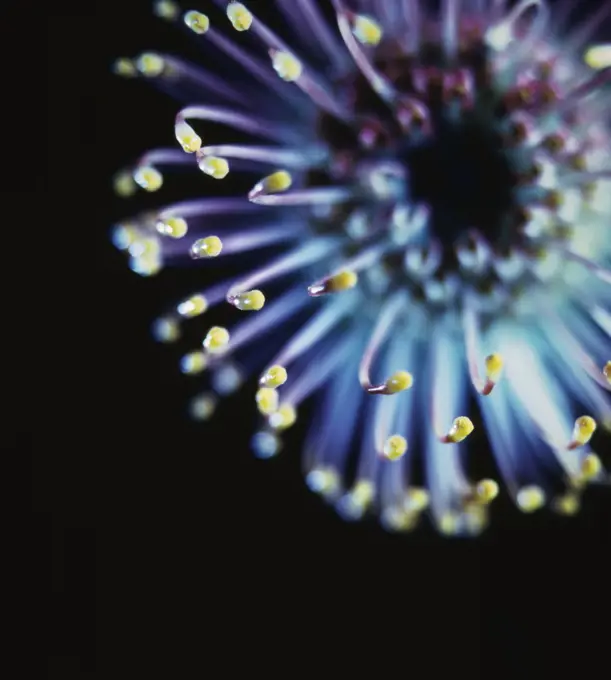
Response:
[516,485,546,513]
[352,14,383,46]
[227,2,253,31]
[604,361,611,385]
[255,363,290,424]
[203,326,230,355]
[271,50,303,82]
[177,294,208,318]
[156,216,188,239]
[383,435,408,461]
[180,351,207,375]
[231,290,266,311]
[584,43,611,69]
[184,10,210,34]
[133,165,163,192]
[175,120,202,153]
[198,155,230,180]
[568,415,597,449]
[191,236,223,259]
[385,370,413,394]
[444,416,475,443]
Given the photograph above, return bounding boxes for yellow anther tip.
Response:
[484,353,504,381]
[271,50,303,82]
[190,393,217,421]
[385,370,413,394]
[475,479,499,504]
[136,52,165,77]
[180,351,208,375]
[553,493,581,516]
[573,415,597,445]
[439,512,459,535]
[256,387,279,416]
[199,156,230,179]
[581,453,602,480]
[269,404,297,431]
[156,216,188,239]
[113,58,137,78]
[584,44,611,69]
[265,170,292,193]
[383,434,408,461]
[175,121,202,153]
[448,416,474,442]
[233,290,265,311]
[154,0,179,21]
[184,10,210,34]
[603,361,611,385]
[516,486,546,513]
[203,326,230,354]
[113,171,137,197]
[227,2,252,31]
[260,365,288,389]
[353,14,383,46]
[133,165,163,192]
[177,294,208,318]
[329,270,358,292]
[406,488,429,512]
[152,317,180,343]
[352,480,375,507]
[191,236,223,258]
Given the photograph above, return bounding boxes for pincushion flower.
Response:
[112,0,611,535]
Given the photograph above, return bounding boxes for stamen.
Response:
[351,14,383,46]
[175,120,202,153]
[177,294,208,319]
[516,485,546,512]
[113,170,137,197]
[580,453,602,481]
[439,417,475,444]
[198,155,230,180]
[249,182,352,207]
[180,351,207,375]
[133,165,163,192]
[183,10,210,34]
[604,362,611,385]
[154,0,179,22]
[584,44,611,70]
[248,170,292,202]
[113,58,137,78]
[270,49,303,82]
[189,393,217,421]
[463,295,504,395]
[226,2,253,31]
[155,216,188,239]
[359,292,413,395]
[152,316,180,343]
[256,387,279,416]
[228,290,266,312]
[136,52,165,77]
[269,404,297,431]
[470,478,500,505]
[259,365,288,389]
[567,415,597,450]
[382,435,408,461]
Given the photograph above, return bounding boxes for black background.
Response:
[29,0,611,676]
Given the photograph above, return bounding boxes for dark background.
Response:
[30,0,611,676]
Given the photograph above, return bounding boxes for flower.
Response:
[112,0,611,536]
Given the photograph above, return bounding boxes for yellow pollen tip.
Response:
[447,416,474,443]
[189,393,217,421]
[474,479,499,504]
[152,317,180,343]
[154,0,179,21]
[352,14,383,46]
[603,361,611,385]
[263,170,293,194]
[580,453,602,480]
[133,165,163,192]
[351,480,375,508]
[572,416,597,446]
[485,353,504,382]
[180,351,208,375]
[256,388,279,416]
[113,58,137,78]
[584,44,611,69]
[405,488,429,512]
[329,270,358,292]
[439,512,460,536]
[383,434,408,461]
[203,326,230,354]
[269,404,297,431]
[227,2,252,31]
[136,52,165,77]
[198,155,230,179]
[184,10,210,34]
[271,50,303,82]
[260,365,288,389]
[177,294,208,318]
[156,216,188,239]
[553,493,581,516]
[191,236,223,258]
[175,120,202,153]
[232,290,266,311]
[516,485,546,513]
[307,466,340,497]
[113,170,137,197]
[385,370,413,394]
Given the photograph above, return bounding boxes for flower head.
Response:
[112,0,611,536]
